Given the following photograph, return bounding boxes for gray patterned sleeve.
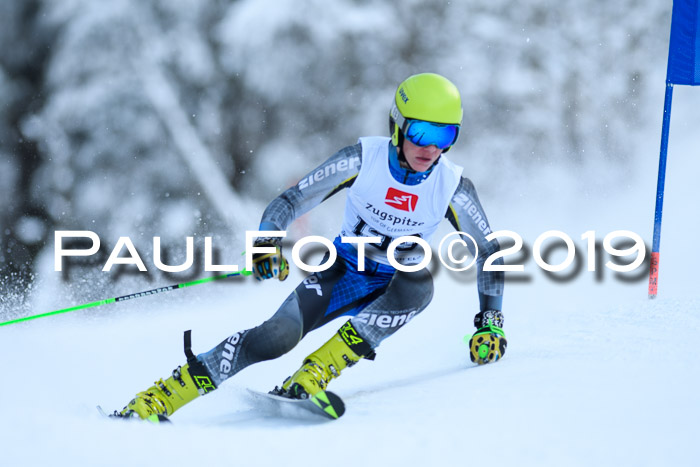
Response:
[445,177,504,312]
[259,144,363,231]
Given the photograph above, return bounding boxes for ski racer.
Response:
[114,73,507,420]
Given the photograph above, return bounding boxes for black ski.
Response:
[247,389,345,420]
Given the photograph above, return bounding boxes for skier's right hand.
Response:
[252,238,289,281]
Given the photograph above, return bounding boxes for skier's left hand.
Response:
[468,310,507,365]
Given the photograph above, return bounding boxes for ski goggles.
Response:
[403,119,460,150]
[391,103,460,150]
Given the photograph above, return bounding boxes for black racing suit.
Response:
[198,142,503,386]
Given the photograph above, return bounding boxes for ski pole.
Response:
[0,270,252,327]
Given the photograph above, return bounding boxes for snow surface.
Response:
[3,136,700,467]
[3,25,700,467]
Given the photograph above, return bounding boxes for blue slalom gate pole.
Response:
[648,82,674,299]
[650,0,700,298]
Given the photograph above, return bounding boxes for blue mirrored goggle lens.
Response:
[404,120,460,149]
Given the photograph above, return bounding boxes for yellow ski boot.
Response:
[278,320,374,399]
[118,362,214,421]
[115,330,217,422]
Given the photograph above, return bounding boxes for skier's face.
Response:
[401,138,442,172]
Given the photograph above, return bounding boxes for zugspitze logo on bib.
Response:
[385,187,418,212]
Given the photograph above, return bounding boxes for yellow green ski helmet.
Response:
[390,73,463,152]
